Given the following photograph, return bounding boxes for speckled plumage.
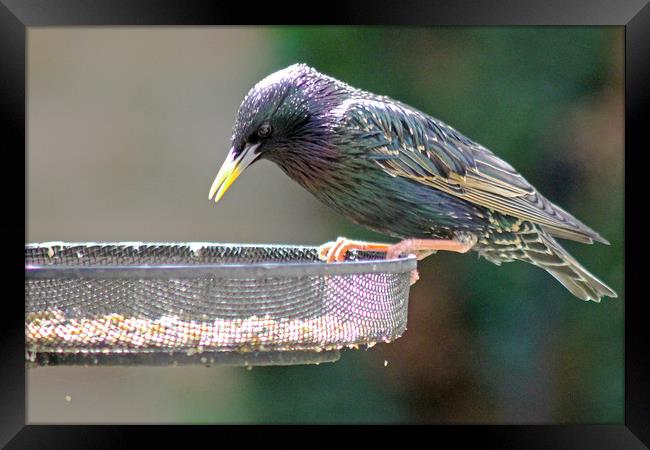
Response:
[222,64,616,302]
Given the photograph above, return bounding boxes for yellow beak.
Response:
[209,144,260,203]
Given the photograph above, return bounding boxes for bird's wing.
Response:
[341,98,607,244]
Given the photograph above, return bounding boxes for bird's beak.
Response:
[208,143,260,203]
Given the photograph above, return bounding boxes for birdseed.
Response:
[25,310,398,354]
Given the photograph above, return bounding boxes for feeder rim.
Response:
[25,241,417,279]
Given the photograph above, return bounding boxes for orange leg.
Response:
[317,236,475,262]
[317,236,477,286]
[385,238,476,260]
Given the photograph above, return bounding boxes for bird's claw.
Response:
[410,269,420,286]
[318,237,421,286]
[317,236,356,263]
[386,246,421,285]
[317,237,394,262]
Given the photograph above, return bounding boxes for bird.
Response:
[208,63,617,302]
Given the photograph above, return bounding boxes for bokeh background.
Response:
[27,26,623,423]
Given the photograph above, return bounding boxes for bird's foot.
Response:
[317,236,392,263]
[317,236,420,286]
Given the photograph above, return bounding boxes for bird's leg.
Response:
[318,237,475,262]
[386,237,477,260]
[317,236,476,286]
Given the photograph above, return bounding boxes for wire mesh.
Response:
[25,242,416,366]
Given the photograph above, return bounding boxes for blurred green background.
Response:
[27,26,623,423]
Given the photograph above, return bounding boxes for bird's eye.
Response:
[257,123,272,138]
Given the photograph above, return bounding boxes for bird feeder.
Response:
[25,242,416,366]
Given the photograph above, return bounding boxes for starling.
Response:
[209,64,617,302]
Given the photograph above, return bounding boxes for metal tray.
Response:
[25,242,416,366]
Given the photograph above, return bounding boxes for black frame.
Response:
[3,0,647,447]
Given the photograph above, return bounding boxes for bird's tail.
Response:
[480,224,617,302]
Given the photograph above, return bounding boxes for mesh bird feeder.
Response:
[25,242,416,366]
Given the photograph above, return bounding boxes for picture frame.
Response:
[3,0,646,446]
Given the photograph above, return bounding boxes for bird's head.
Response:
[208,63,349,202]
